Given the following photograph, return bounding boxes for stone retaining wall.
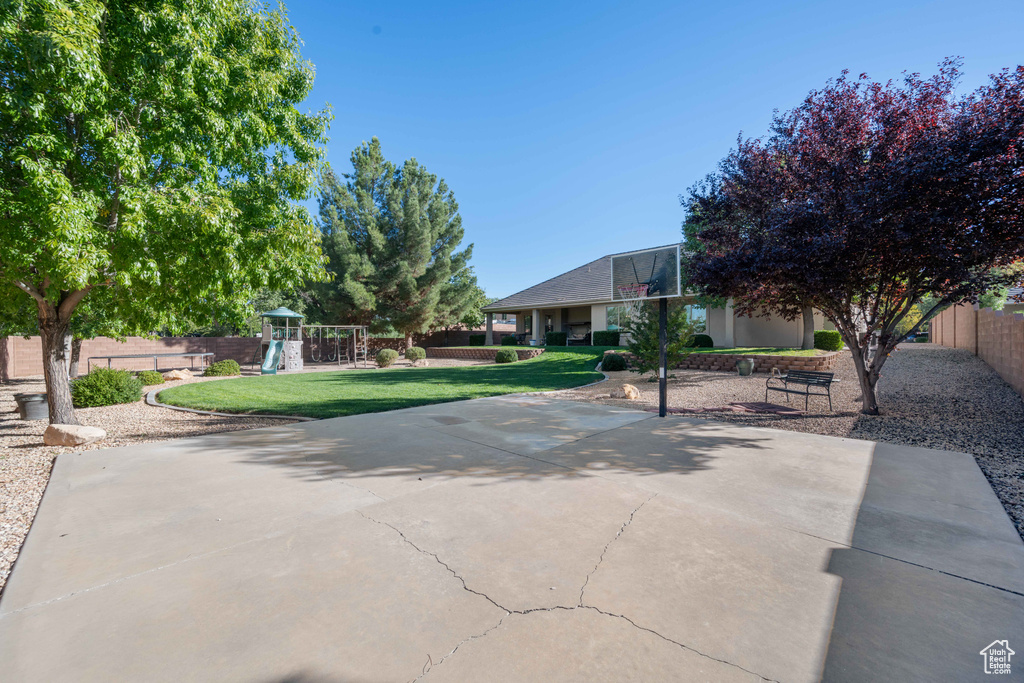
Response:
[426,347,544,361]
[604,349,841,373]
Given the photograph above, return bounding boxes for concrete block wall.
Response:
[931,303,1024,397]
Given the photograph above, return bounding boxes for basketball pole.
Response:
[658,297,668,417]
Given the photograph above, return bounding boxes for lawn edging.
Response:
[146,388,317,421]
[604,349,842,373]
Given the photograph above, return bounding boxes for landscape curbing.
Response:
[146,388,316,422]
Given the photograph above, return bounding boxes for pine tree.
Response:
[312,139,480,348]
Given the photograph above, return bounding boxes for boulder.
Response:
[44,424,107,447]
[610,383,641,400]
[163,369,192,381]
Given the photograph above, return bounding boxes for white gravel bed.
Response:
[0,357,485,592]
[556,344,1024,539]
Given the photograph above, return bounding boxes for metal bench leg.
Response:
[827,390,832,412]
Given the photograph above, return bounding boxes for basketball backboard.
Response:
[610,244,682,301]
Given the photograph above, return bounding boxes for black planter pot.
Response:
[13,393,48,420]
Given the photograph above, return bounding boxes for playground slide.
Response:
[261,340,283,375]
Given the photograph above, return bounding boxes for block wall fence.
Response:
[0,329,516,381]
[930,303,1024,397]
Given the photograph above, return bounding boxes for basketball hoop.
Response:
[617,283,649,321]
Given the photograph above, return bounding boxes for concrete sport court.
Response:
[1,396,1021,682]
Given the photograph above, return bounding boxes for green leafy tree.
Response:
[0,0,330,424]
[312,139,475,349]
[622,302,700,377]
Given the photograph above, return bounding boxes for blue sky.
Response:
[286,0,1024,299]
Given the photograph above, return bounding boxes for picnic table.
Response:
[86,352,215,373]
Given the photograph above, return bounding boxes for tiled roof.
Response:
[483,244,680,311]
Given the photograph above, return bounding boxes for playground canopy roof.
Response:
[260,307,304,319]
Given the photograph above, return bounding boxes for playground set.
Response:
[250,308,371,375]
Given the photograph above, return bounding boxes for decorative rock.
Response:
[610,384,641,400]
[163,369,192,381]
[43,424,107,447]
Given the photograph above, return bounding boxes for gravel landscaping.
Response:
[556,343,1024,539]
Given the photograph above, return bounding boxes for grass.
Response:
[157,346,614,419]
[685,347,829,357]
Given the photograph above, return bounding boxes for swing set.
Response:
[305,324,370,368]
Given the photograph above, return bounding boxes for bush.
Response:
[501,335,519,346]
[495,348,518,364]
[602,353,628,371]
[405,346,426,362]
[203,359,241,377]
[136,370,165,386]
[545,331,568,346]
[813,330,843,351]
[468,334,485,346]
[376,348,399,368]
[592,330,620,346]
[71,368,143,408]
[685,333,714,348]
[915,336,930,343]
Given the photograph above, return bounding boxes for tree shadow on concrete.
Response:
[160,400,772,488]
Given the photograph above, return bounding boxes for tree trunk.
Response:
[38,312,79,425]
[404,332,414,351]
[842,330,883,415]
[69,335,83,378]
[801,306,815,350]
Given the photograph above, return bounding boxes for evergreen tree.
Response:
[312,139,478,348]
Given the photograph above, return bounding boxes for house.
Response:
[481,245,834,347]
[1005,286,1024,314]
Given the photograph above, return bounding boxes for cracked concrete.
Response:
[2,395,1022,682]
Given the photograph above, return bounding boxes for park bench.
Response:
[765,369,835,411]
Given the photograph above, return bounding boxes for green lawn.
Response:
[685,347,828,357]
[157,346,614,419]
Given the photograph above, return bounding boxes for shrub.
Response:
[376,348,399,368]
[136,370,165,386]
[405,346,426,362]
[592,330,620,346]
[71,368,143,408]
[495,348,518,364]
[685,333,714,348]
[602,353,628,371]
[501,335,519,346]
[468,334,485,346]
[203,359,241,377]
[545,331,568,346]
[814,330,843,351]
[915,336,930,343]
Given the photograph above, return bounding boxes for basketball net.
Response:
[617,283,649,322]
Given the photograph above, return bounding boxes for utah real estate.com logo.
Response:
[980,640,1014,675]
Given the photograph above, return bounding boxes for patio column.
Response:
[723,298,736,347]
[485,313,494,345]
[532,308,541,344]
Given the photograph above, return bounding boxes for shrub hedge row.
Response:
[545,331,568,346]
[468,334,485,346]
[592,330,620,346]
[500,335,519,346]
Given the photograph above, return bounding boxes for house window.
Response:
[685,305,706,332]
[606,305,628,331]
